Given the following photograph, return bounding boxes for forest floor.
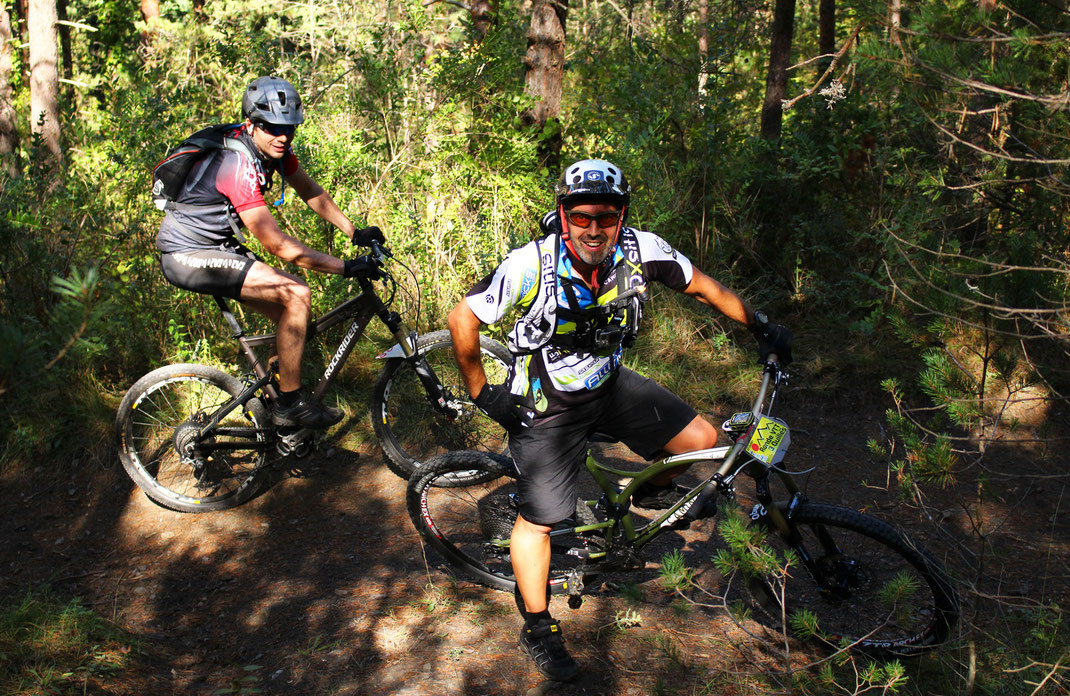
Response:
[2,366,1068,696]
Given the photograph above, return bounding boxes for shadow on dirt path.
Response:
[2,375,1067,695]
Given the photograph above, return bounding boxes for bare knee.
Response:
[513,515,553,538]
[664,415,719,455]
[281,280,312,313]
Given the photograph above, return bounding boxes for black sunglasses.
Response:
[256,122,297,138]
[563,209,622,229]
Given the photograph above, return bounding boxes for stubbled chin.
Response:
[580,247,610,265]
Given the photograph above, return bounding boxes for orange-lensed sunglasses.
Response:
[563,209,622,228]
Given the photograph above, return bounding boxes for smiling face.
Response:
[562,201,623,270]
[247,119,295,159]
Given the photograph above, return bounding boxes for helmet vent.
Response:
[277,91,287,106]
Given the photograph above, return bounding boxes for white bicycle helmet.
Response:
[555,159,631,208]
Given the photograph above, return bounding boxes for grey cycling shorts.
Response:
[508,367,698,526]
[160,247,258,300]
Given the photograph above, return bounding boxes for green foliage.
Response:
[659,549,696,591]
[0,590,135,696]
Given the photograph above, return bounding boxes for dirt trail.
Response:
[3,381,1065,695]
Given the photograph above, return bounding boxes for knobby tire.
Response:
[407,451,599,594]
[746,502,959,658]
[373,330,511,482]
[115,363,269,513]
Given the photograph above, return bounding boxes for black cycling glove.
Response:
[352,225,386,247]
[750,311,793,365]
[474,383,522,432]
[343,257,382,280]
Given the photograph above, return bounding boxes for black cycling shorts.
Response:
[508,367,698,526]
[160,247,258,300]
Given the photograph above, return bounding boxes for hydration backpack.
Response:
[151,124,255,211]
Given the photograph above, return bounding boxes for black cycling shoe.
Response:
[519,619,580,682]
[632,481,688,510]
[272,397,344,429]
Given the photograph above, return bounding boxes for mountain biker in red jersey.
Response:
[156,76,384,429]
[448,158,793,681]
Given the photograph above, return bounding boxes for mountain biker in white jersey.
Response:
[156,76,385,429]
[448,158,793,681]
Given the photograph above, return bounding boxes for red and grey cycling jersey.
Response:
[465,230,693,417]
[156,128,298,253]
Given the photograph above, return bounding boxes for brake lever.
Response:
[368,240,391,259]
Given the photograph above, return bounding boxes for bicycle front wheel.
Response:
[373,330,511,481]
[746,503,959,657]
[115,363,270,513]
[408,451,600,594]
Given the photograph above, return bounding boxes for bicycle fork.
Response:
[375,319,462,420]
[749,470,853,601]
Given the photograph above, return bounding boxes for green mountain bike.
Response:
[407,359,960,658]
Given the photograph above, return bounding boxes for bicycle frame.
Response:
[509,363,804,567]
[192,254,422,443]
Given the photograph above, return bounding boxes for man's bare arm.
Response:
[448,300,489,398]
[239,205,345,274]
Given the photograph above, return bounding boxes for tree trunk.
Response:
[521,0,568,168]
[889,0,901,45]
[0,2,19,175]
[818,0,834,73]
[29,0,62,164]
[140,0,160,38]
[760,0,796,141]
[56,0,72,98]
[470,0,495,41]
[697,0,709,96]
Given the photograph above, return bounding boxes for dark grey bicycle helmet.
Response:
[241,76,305,126]
[555,159,631,207]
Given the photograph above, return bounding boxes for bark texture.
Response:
[760,0,796,141]
[471,0,495,41]
[818,0,834,71]
[521,0,567,165]
[29,0,62,163]
[0,2,18,175]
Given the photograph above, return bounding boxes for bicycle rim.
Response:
[374,330,511,481]
[119,367,266,511]
[409,451,599,594]
[747,503,958,657]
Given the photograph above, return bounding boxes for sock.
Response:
[276,389,300,407]
[525,610,553,628]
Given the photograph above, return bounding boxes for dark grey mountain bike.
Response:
[408,358,960,658]
[116,242,510,512]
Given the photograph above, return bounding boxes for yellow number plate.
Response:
[747,416,790,464]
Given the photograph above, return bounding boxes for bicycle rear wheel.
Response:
[373,330,511,481]
[115,363,270,513]
[746,503,959,657]
[407,451,600,594]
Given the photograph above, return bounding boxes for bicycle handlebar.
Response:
[685,359,786,521]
